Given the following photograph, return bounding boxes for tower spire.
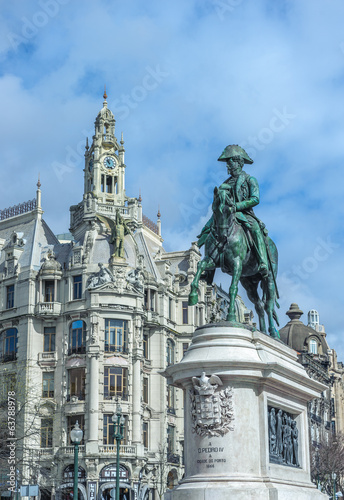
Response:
[103,84,107,100]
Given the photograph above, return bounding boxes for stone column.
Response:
[87,349,100,454]
[132,351,141,444]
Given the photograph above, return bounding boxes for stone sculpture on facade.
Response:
[190,372,234,437]
[96,210,131,259]
[268,406,300,467]
[126,267,144,292]
[188,145,280,338]
[87,262,114,289]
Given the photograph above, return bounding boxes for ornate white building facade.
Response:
[0,96,252,500]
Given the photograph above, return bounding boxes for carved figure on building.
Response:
[190,372,234,437]
[268,408,276,454]
[96,210,131,259]
[291,420,300,467]
[127,267,144,292]
[269,406,299,467]
[87,263,114,289]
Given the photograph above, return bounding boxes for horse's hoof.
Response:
[270,328,280,339]
[188,291,198,306]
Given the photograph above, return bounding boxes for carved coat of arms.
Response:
[190,372,234,437]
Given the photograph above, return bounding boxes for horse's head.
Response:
[212,186,236,237]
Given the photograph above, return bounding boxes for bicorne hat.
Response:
[218,145,254,164]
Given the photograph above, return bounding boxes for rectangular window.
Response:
[150,290,156,311]
[44,280,55,302]
[41,418,53,448]
[68,368,85,400]
[142,422,148,448]
[6,285,14,309]
[182,301,188,325]
[169,298,173,320]
[143,377,149,404]
[44,327,56,352]
[42,372,54,398]
[73,275,82,300]
[67,415,85,445]
[104,367,128,400]
[101,174,105,192]
[0,373,15,403]
[143,333,148,359]
[106,176,113,193]
[167,385,175,413]
[182,343,189,357]
[167,424,175,455]
[103,414,128,445]
[105,319,128,353]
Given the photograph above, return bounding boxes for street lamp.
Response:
[332,472,337,500]
[70,420,83,500]
[112,403,125,500]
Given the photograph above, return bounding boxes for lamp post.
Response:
[332,472,337,500]
[112,403,125,500]
[70,420,83,500]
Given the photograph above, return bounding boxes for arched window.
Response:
[166,339,175,366]
[69,321,86,355]
[309,339,318,355]
[0,328,18,362]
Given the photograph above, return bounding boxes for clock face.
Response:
[104,156,115,169]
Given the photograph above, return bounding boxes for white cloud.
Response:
[0,0,344,358]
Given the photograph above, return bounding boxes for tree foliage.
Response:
[311,433,344,496]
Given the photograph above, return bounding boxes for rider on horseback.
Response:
[198,145,270,278]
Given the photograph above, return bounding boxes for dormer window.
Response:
[309,339,318,354]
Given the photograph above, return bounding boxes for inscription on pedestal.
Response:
[196,442,226,468]
[190,372,234,437]
[268,406,300,467]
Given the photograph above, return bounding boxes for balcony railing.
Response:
[68,346,86,356]
[0,352,17,363]
[35,302,61,316]
[66,392,86,402]
[104,392,129,401]
[38,351,57,362]
[99,444,136,455]
[167,453,180,465]
[61,445,85,455]
[104,345,128,354]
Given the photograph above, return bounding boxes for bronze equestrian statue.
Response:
[189,145,280,338]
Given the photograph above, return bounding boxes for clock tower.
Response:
[70,91,142,239]
[84,89,126,204]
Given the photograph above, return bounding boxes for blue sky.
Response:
[1,0,344,358]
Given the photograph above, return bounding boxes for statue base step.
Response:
[164,323,327,500]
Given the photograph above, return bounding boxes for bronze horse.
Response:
[189,187,280,338]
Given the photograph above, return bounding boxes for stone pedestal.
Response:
[164,323,327,500]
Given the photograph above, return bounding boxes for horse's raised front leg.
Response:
[226,258,242,322]
[189,257,215,306]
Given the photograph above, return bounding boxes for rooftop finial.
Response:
[103,84,107,100]
[157,205,161,218]
[138,189,142,203]
[37,174,41,189]
[120,131,124,145]
[85,137,89,151]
